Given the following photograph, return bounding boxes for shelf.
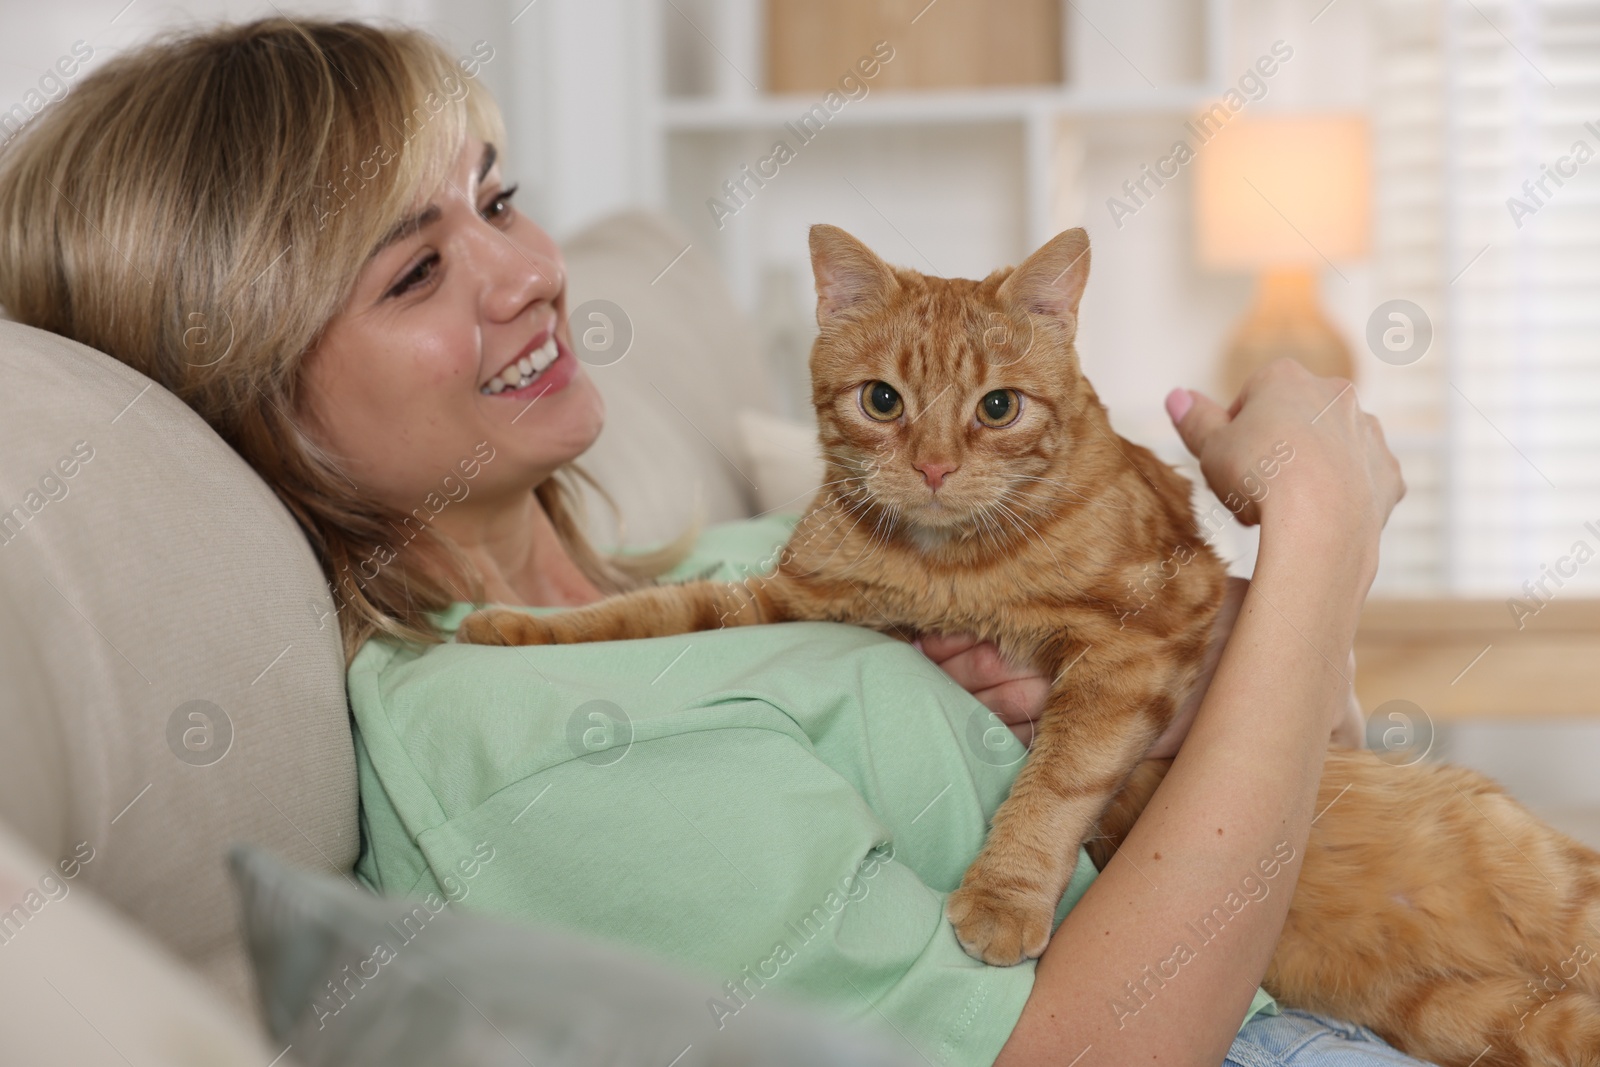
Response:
[660,83,1223,131]
[1355,598,1600,719]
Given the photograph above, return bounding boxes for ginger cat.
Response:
[459,225,1600,1065]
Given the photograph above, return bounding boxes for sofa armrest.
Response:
[0,819,288,1066]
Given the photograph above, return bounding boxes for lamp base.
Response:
[1218,268,1354,401]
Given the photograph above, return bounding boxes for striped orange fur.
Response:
[1096,756,1600,1065]
[460,225,1600,1063]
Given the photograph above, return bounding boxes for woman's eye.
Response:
[385,184,519,300]
[482,183,519,224]
[860,381,903,421]
[977,388,1021,427]
[387,253,438,299]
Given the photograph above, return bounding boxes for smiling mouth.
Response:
[481,332,559,395]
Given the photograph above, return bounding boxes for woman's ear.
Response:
[809,224,899,327]
[996,227,1091,329]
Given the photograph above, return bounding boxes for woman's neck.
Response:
[428,486,605,608]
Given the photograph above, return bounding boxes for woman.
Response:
[0,17,1409,1067]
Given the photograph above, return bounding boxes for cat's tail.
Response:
[1272,749,1600,1067]
[1089,750,1600,1066]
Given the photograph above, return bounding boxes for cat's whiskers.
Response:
[808,483,890,574]
[754,473,864,518]
[834,502,897,575]
[1007,474,1132,511]
[982,508,1015,557]
[1008,473,1106,494]
[993,493,1082,578]
[968,508,997,555]
[854,500,901,570]
[868,495,897,547]
[816,449,917,558]
[816,444,897,469]
[967,501,1010,558]
[786,480,873,570]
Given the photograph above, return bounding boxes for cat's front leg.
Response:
[946,664,1171,966]
[456,576,791,647]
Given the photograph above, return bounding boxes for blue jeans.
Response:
[1225,1009,1441,1066]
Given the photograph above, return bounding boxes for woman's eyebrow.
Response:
[370,203,442,261]
[366,143,499,262]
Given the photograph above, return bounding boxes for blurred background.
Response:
[5,0,1600,835]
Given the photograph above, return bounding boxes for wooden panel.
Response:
[1354,598,1600,720]
[765,0,1062,93]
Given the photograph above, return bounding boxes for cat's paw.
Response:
[456,609,555,647]
[945,883,1053,967]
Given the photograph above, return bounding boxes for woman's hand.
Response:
[914,633,1046,745]
[1166,358,1405,555]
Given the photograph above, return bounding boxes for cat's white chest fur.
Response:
[906,524,956,554]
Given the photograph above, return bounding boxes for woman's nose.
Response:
[479,232,564,322]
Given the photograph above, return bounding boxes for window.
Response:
[1372,0,1600,598]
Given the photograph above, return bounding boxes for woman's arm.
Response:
[994,360,1405,1067]
[920,567,1367,757]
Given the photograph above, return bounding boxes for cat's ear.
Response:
[997,228,1091,325]
[809,224,899,325]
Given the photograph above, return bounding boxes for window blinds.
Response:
[1371,0,1600,600]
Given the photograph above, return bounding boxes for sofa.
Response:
[0,209,825,1062]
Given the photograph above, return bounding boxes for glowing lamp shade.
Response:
[1194,115,1371,397]
[1196,115,1371,268]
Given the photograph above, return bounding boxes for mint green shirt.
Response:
[349,514,1274,1064]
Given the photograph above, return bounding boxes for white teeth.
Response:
[531,336,557,371]
[480,335,559,395]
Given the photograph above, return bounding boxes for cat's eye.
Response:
[860,381,904,421]
[976,389,1021,427]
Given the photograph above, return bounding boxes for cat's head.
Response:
[806,224,1108,541]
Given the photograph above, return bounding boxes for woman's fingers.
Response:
[929,637,1038,691]
[1166,387,1230,461]
[917,633,1051,744]
[971,678,1049,728]
[915,631,981,663]
[1167,385,1270,524]
[1167,360,1405,543]
[973,678,1047,746]
[919,633,1009,681]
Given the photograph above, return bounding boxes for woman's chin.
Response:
[563,369,606,455]
[507,369,605,469]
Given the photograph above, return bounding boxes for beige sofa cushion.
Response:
[736,408,826,515]
[562,209,779,547]
[0,822,288,1066]
[0,320,356,1016]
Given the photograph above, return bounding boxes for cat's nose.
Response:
[915,460,958,490]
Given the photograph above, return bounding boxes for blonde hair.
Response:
[0,17,690,662]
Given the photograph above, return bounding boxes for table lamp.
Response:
[1194,115,1371,399]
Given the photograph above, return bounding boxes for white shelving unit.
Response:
[648,0,1231,268]
[662,84,1228,251]
[635,0,1234,419]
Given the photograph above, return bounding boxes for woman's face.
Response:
[299,134,603,516]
